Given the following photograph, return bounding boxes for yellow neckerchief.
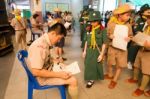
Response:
[109,16,125,25]
[144,25,150,35]
[90,25,100,49]
[15,15,21,21]
[142,15,147,20]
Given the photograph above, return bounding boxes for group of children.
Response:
[80,3,150,97]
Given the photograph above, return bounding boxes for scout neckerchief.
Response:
[15,15,25,29]
[109,16,125,25]
[15,15,21,21]
[142,15,147,20]
[144,25,150,35]
[90,25,100,49]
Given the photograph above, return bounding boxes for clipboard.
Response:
[112,25,128,51]
[132,32,150,46]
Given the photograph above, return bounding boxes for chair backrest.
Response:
[17,50,40,86]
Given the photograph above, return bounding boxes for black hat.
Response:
[140,4,150,13]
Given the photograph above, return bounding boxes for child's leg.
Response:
[133,67,140,80]
[113,67,122,82]
[107,63,113,78]
[132,74,150,96]
[127,50,141,84]
[139,74,150,90]
[108,67,122,89]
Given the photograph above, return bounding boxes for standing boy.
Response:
[106,4,133,89]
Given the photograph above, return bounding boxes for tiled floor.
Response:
[1,26,149,99]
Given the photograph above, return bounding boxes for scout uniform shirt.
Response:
[107,22,133,67]
[11,17,27,31]
[11,17,27,50]
[28,33,52,70]
[134,22,150,75]
[28,33,69,86]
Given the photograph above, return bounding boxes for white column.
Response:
[30,0,43,22]
[70,0,83,19]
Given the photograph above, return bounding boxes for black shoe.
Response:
[27,40,33,46]
[27,42,32,46]
[86,81,94,88]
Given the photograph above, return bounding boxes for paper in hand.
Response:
[112,25,128,51]
[132,32,150,46]
[63,61,80,74]
[64,22,71,29]
[53,61,80,75]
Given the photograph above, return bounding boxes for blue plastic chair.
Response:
[17,50,66,99]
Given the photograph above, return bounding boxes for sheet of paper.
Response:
[64,22,71,29]
[112,25,128,51]
[53,61,81,75]
[132,32,150,46]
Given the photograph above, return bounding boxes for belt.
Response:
[15,29,26,31]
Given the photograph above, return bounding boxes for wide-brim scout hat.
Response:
[143,9,150,18]
[54,8,61,12]
[12,9,21,15]
[113,3,133,15]
[140,4,150,14]
[88,11,102,22]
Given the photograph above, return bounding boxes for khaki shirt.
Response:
[11,18,27,31]
[28,33,52,70]
[107,22,133,45]
[142,23,150,50]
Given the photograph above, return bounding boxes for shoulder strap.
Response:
[95,42,101,54]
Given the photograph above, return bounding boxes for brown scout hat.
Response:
[113,3,133,15]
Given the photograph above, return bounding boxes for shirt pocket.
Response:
[96,33,103,46]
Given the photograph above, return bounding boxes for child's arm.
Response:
[124,24,133,42]
[144,40,150,48]
[82,41,87,58]
[107,23,115,39]
[97,44,106,62]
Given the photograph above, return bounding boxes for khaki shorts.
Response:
[37,77,66,86]
[134,49,150,75]
[107,46,127,68]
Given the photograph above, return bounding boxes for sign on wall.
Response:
[45,3,69,12]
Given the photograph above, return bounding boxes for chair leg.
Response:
[28,82,33,99]
[58,86,66,99]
